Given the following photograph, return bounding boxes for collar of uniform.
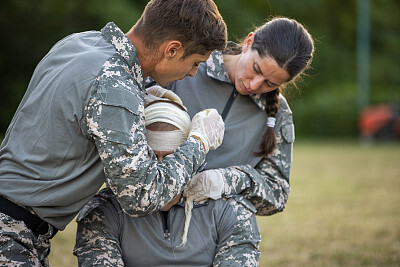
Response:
[101,22,145,92]
[205,50,268,111]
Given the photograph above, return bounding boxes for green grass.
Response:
[49,140,400,266]
[258,139,400,266]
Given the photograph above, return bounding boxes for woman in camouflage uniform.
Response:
[167,17,314,217]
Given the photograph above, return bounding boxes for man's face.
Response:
[150,50,212,86]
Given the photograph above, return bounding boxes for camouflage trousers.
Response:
[0,212,52,267]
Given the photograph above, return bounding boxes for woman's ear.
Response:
[164,41,183,59]
[242,32,255,53]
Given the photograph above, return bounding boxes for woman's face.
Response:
[232,33,290,95]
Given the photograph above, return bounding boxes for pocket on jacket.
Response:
[94,81,144,146]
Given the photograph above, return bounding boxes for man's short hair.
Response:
[134,0,227,58]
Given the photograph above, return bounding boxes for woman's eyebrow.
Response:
[256,63,279,87]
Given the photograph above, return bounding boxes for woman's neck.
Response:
[222,54,239,84]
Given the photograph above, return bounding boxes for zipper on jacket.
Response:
[160,210,171,240]
[221,89,238,121]
[159,202,209,241]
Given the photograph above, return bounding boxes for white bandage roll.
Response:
[145,102,191,134]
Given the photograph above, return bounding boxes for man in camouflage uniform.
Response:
[73,90,260,266]
[0,0,227,265]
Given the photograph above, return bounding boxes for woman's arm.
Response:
[211,110,294,215]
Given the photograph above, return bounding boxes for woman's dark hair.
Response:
[224,17,314,157]
[252,17,314,83]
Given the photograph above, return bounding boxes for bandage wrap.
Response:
[144,89,191,151]
[179,169,225,246]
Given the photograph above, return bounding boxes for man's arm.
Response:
[84,73,207,217]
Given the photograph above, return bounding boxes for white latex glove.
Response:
[189,109,224,153]
[183,169,225,202]
[145,85,185,109]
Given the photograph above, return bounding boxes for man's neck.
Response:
[126,30,158,77]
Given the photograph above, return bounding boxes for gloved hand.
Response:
[189,109,224,153]
[183,169,225,202]
[145,85,185,109]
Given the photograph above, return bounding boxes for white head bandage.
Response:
[145,101,191,151]
[145,130,186,151]
[266,117,276,128]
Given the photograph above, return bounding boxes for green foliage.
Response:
[1,0,399,137]
[291,83,360,137]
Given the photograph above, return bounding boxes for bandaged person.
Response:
[74,86,260,266]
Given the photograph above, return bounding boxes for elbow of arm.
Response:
[121,206,156,217]
[116,193,160,217]
[255,184,291,216]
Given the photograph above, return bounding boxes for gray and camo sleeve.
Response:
[84,56,205,217]
[220,111,294,216]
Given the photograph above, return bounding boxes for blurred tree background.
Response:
[1,0,399,138]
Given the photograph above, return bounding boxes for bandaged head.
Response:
[145,87,191,151]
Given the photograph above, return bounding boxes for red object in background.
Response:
[359,104,400,139]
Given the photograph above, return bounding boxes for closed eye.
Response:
[253,63,259,73]
[265,80,277,87]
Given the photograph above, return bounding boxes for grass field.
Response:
[49,139,400,266]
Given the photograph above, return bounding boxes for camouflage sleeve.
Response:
[73,189,125,266]
[221,114,294,216]
[84,70,205,217]
[213,197,261,266]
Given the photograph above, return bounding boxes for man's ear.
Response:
[242,32,255,53]
[164,41,183,59]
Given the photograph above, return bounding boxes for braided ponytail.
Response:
[251,17,313,157]
[255,88,280,157]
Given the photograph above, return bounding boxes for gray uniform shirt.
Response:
[74,188,261,266]
[0,23,205,230]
